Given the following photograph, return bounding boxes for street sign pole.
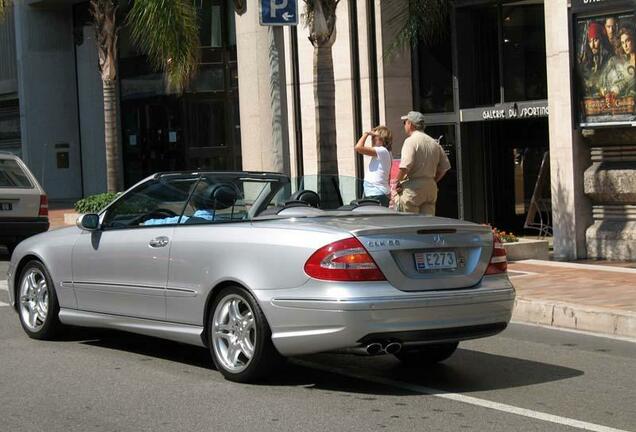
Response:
[260,0,299,26]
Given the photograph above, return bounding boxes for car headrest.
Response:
[288,189,320,208]
[193,183,238,210]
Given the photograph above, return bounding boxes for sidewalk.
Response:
[48,201,74,230]
[509,260,636,340]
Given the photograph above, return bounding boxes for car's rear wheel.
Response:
[394,342,459,366]
[208,286,282,382]
[17,260,63,340]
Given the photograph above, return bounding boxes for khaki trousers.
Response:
[396,178,438,216]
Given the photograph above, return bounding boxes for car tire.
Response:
[17,260,64,340]
[394,342,459,366]
[208,286,283,383]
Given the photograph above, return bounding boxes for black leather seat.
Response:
[185,183,239,223]
[287,190,320,208]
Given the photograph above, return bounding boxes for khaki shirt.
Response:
[399,130,451,180]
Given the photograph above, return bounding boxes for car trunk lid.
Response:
[254,213,494,291]
[354,222,493,291]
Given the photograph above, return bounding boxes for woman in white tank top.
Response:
[354,126,393,207]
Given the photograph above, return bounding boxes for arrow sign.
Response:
[260,0,298,26]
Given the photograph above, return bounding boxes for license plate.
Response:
[414,251,457,271]
[0,202,12,211]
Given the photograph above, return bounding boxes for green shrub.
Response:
[74,192,120,214]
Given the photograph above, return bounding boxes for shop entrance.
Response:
[461,117,550,234]
[121,95,241,187]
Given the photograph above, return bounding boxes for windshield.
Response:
[0,158,32,188]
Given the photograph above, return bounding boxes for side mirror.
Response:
[76,213,100,231]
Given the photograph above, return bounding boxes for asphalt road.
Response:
[1,249,634,432]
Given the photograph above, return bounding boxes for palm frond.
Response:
[303,0,340,46]
[126,0,200,92]
[0,0,10,19]
[384,0,450,58]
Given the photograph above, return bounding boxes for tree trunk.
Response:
[314,44,338,176]
[102,79,121,192]
[314,44,339,208]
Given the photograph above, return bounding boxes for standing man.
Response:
[395,111,450,216]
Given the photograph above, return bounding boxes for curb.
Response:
[513,297,636,339]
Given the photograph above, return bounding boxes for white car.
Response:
[0,152,49,254]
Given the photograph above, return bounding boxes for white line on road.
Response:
[295,360,632,432]
[508,270,540,278]
[0,302,8,307]
[0,281,7,292]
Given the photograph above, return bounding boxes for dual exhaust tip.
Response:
[366,341,401,355]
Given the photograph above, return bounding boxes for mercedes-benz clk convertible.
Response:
[7,172,515,382]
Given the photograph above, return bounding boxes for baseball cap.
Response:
[400,111,426,130]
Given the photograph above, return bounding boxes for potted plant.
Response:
[492,227,550,261]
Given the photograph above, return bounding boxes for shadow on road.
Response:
[62,329,583,396]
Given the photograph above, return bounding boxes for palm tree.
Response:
[92,0,199,192]
[0,0,199,193]
[387,0,450,55]
[303,0,340,205]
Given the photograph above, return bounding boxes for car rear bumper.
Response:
[0,217,49,242]
[257,274,515,356]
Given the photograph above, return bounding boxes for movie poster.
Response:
[576,13,636,125]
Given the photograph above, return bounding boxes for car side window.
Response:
[102,176,199,229]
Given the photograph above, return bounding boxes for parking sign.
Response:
[260,0,298,26]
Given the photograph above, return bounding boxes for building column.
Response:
[13,2,83,201]
[234,6,290,174]
[544,0,592,260]
[584,130,636,260]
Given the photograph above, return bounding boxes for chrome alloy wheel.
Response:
[212,294,256,373]
[19,268,49,332]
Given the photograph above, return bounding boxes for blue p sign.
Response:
[260,0,298,26]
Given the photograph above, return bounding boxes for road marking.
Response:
[508,270,539,279]
[0,281,7,292]
[295,360,631,432]
[0,301,8,307]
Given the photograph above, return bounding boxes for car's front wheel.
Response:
[17,260,63,339]
[394,342,459,366]
[208,286,282,382]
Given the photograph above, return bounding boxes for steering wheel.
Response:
[130,208,178,226]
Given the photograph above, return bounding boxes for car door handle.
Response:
[149,236,170,248]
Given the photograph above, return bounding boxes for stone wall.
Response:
[584,129,636,260]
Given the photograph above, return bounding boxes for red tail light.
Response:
[38,195,49,217]
[485,233,507,275]
[304,237,386,281]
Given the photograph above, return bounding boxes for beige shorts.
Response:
[396,178,438,216]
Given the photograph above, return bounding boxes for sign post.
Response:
[260,0,298,26]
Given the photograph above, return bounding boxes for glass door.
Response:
[183,96,240,171]
[121,97,183,186]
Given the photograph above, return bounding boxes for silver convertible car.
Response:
[7,171,515,382]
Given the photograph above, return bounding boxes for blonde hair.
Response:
[372,125,392,151]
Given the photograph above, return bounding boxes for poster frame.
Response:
[570,0,636,129]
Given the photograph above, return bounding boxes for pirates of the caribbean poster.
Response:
[577,13,636,125]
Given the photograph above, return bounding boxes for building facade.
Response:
[1,0,634,260]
